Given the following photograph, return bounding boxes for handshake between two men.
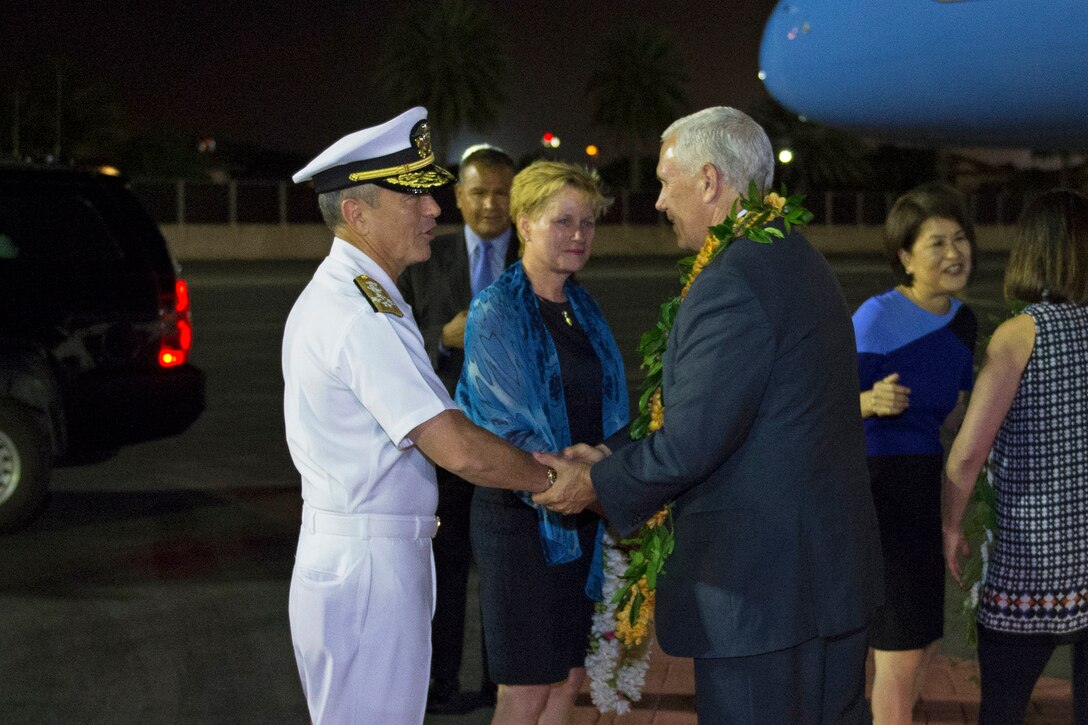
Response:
[531,443,611,516]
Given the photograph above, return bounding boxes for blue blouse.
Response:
[456,261,628,569]
[853,289,976,456]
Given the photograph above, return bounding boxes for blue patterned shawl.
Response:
[456,261,628,585]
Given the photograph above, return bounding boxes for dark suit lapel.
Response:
[450,229,472,308]
[502,234,519,267]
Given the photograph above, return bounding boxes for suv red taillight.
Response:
[159,278,192,368]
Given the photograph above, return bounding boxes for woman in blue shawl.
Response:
[457,161,627,724]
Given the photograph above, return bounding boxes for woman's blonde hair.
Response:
[509,161,613,249]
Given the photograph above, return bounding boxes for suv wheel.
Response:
[0,401,50,532]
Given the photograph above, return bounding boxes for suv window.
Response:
[0,190,150,321]
[0,192,123,270]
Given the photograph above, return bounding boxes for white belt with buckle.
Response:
[301,504,440,539]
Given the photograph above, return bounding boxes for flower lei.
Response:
[585,528,654,714]
[586,182,813,713]
[959,466,995,646]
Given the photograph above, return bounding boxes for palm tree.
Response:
[586,23,688,194]
[376,0,508,163]
[4,63,126,165]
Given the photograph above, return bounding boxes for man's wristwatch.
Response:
[545,467,557,489]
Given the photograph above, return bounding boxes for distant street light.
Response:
[585,144,599,157]
[778,148,794,164]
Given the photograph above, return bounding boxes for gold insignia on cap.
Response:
[411,120,433,160]
[353,274,404,317]
[386,168,455,189]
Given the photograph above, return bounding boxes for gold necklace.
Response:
[535,292,574,326]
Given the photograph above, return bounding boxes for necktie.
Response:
[471,240,494,298]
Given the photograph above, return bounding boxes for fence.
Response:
[129,180,1028,227]
[130,179,323,225]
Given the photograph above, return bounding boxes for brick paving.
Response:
[568,646,1073,724]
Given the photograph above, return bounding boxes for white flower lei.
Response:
[585,527,653,714]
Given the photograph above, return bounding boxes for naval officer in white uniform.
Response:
[284,107,557,724]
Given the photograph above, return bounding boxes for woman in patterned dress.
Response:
[944,189,1088,724]
[854,183,977,724]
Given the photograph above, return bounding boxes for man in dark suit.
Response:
[534,107,883,723]
[399,145,518,715]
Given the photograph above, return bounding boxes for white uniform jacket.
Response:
[282,237,457,724]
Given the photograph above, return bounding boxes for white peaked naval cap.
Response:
[293,106,454,195]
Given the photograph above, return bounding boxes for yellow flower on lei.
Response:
[765,191,787,213]
[616,579,655,646]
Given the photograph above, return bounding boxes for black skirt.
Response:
[470,486,599,684]
[867,454,945,650]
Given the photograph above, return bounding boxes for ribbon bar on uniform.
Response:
[302,504,439,539]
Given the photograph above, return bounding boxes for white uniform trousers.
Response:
[289,506,438,724]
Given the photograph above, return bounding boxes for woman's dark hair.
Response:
[883,182,976,284]
[1005,188,1088,305]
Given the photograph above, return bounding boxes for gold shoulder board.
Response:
[353,274,403,317]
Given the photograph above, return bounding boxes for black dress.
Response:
[471,296,603,684]
[867,454,945,650]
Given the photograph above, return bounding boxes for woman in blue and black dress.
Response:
[852,183,977,725]
[457,160,627,725]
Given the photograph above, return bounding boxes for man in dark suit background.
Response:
[399,145,518,715]
[534,107,883,723]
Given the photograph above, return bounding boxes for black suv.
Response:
[0,164,206,532]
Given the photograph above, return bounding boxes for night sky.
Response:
[5,0,781,164]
